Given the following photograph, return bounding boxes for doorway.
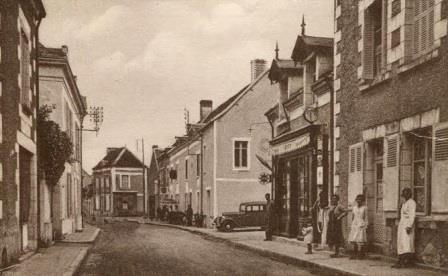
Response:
[19,147,33,251]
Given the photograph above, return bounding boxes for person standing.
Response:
[348,194,368,259]
[313,191,329,249]
[264,193,274,241]
[392,188,416,268]
[327,194,347,258]
[186,204,193,226]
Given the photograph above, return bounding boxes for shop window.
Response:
[411,129,432,214]
[121,175,130,189]
[233,139,249,170]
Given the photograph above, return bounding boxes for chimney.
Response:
[251,59,267,82]
[199,100,213,121]
[107,147,120,154]
[61,45,69,56]
[152,145,159,149]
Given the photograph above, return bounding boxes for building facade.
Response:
[150,60,275,227]
[0,0,45,266]
[93,147,147,217]
[39,44,87,240]
[335,0,448,268]
[265,26,333,238]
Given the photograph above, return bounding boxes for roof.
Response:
[268,59,303,83]
[291,35,334,63]
[93,147,145,170]
[201,85,249,124]
[39,44,87,116]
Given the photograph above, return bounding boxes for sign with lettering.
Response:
[271,134,310,156]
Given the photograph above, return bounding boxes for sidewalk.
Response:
[145,220,447,276]
[2,223,100,276]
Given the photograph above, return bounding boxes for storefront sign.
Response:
[271,134,310,156]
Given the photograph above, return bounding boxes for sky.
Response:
[40,0,334,173]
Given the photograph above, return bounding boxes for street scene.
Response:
[1,0,448,275]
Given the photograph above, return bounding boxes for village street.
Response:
[77,221,323,276]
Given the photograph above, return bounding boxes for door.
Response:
[297,154,312,237]
[19,148,33,251]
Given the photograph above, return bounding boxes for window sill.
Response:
[233,168,250,172]
[359,47,440,92]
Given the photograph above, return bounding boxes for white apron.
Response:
[397,199,416,255]
[348,205,368,243]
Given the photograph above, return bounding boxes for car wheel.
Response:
[223,221,234,232]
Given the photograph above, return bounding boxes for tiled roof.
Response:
[291,35,334,63]
[93,147,145,170]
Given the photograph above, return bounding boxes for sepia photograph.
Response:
[0,0,447,275]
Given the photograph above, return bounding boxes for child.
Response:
[327,194,347,258]
[348,194,368,259]
[302,221,314,254]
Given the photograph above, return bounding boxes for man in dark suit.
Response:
[264,193,274,241]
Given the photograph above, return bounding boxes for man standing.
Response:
[264,193,274,241]
[186,205,193,226]
[393,188,416,268]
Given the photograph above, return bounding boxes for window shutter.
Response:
[348,143,364,207]
[432,122,448,213]
[413,0,435,57]
[383,134,400,212]
[362,10,374,79]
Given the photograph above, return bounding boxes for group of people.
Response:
[264,187,417,268]
[156,204,195,226]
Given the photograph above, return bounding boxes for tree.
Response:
[37,106,73,216]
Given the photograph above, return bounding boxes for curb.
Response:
[145,221,354,276]
[62,247,89,276]
[57,227,101,244]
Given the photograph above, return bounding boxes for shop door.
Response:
[297,155,312,238]
[289,159,299,236]
[367,142,386,247]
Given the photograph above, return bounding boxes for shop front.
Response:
[271,125,328,239]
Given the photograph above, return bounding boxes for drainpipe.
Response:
[200,133,204,222]
[36,16,43,246]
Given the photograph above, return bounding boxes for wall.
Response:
[336,0,448,268]
[215,72,274,216]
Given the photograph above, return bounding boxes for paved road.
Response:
[78,221,326,276]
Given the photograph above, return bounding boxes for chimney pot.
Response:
[61,45,69,55]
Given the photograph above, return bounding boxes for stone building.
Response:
[265,23,333,238]
[334,0,448,268]
[0,0,45,266]
[92,147,147,217]
[39,44,87,241]
[151,60,275,227]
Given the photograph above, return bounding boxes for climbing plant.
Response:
[37,105,73,186]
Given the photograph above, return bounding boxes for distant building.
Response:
[150,59,275,227]
[92,147,147,217]
[82,170,94,218]
[265,22,333,238]
[0,0,46,266]
[335,0,448,268]
[39,44,87,241]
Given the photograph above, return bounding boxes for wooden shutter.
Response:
[413,0,435,57]
[432,122,448,213]
[348,143,364,206]
[383,134,400,212]
[362,10,375,79]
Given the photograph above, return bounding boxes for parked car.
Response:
[214,201,267,232]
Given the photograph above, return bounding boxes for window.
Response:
[196,154,200,177]
[185,159,188,179]
[116,174,120,188]
[121,175,130,189]
[392,0,401,17]
[65,102,73,140]
[20,31,31,111]
[362,0,384,79]
[234,140,249,169]
[411,129,432,214]
[413,0,435,57]
[66,174,72,217]
[391,28,401,48]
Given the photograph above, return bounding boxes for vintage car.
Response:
[214,201,267,232]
